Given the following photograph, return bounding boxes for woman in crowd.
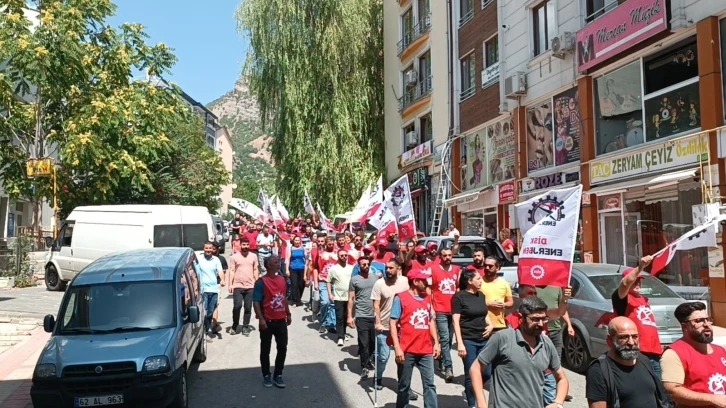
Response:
[500,228,515,257]
[452,269,493,408]
[285,235,307,307]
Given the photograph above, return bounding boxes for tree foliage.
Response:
[236,0,384,215]
[0,0,227,221]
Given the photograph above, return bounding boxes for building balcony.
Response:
[398,75,433,112]
[397,14,432,56]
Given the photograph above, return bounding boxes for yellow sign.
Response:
[26,158,54,177]
[590,133,708,184]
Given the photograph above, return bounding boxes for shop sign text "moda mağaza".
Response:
[590,133,708,183]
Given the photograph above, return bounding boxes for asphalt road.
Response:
[187,286,588,408]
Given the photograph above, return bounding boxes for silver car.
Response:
[514,263,687,373]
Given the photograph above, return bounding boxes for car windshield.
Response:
[589,273,680,299]
[58,281,175,335]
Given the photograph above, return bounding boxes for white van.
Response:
[43,205,216,291]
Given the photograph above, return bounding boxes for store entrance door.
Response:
[624,213,643,266]
[600,213,624,265]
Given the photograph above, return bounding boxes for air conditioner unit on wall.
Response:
[551,32,575,59]
[504,72,527,99]
[405,131,418,146]
[405,70,418,86]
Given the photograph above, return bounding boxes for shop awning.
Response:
[586,168,698,196]
[410,188,425,199]
[444,186,492,209]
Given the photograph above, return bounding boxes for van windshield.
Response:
[57,281,176,335]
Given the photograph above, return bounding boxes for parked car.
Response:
[511,263,688,373]
[211,215,228,247]
[419,236,517,270]
[31,247,207,408]
[43,205,217,292]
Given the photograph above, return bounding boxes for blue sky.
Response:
[109,0,247,105]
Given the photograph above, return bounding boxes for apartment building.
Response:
[216,127,235,215]
[383,0,450,234]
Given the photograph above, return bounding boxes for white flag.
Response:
[275,196,290,222]
[515,185,583,288]
[348,184,372,223]
[303,191,316,215]
[229,198,265,222]
[651,215,725,274]
[316,203,333,231]
[369,191,398,239]
[386,175,416,241]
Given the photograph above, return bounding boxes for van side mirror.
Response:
[44,237,53,249]
[187,306,200,324]
[43,315,55,333]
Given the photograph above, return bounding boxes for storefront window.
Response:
[642,38,700,141]
[620,181,707,287]
[462,210,497,238]
[594,61,644,155]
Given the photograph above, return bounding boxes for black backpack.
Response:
[590,353,673,408]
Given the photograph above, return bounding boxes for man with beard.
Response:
[347,235,364,265]
[662,301,726,407]
[408,244,433,277]
[478,256,513,335]
[228,237,259,336]
[431,247,460,382]
[316,236,339,333]
[586,317,669,408]
[612,255,663,377]
[470,297,569,408]
[231,213,243,240]
[374,238,396,263]
[348,256,379,379]
[328,248,354,346]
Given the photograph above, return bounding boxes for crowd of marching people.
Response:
[201,212,724,408]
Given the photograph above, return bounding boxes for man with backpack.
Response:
[585,316,670,408]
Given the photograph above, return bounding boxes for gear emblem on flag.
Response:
[530,264,545,280]
[528,196,565,225]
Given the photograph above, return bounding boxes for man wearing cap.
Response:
[390,268,441,408]
[431,246,460,382]
[425,242,439,264]
[612,255,663,377]
[374,238,396,264]
[408,244,433,278]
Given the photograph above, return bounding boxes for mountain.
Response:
[207,77,276,202]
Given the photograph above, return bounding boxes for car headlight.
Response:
[142,356,169,372]
[34,364,56,379]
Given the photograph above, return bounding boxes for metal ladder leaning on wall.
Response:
[429,139,452,236]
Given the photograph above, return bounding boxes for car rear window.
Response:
[589,274,680,299]
[154,224,208,252]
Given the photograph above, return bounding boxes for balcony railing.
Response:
[459,9,474,27]
[398,75,433,112]
[460,85,476,101]
[397,14,432,56]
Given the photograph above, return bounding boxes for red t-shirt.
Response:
[317,249,338,281]
[243,231,259,251]
[431,264,460,313]
[398,291,434,355]
[373,251,395,263]
[410,258,433,276]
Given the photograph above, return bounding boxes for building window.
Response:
[419,113,433,143]
[460,53,476,100]
[398,8,414,54]
[419,51,432,94]
[403,122,417,151]
[585,0,624,23]
[417,0,430,16]
[594,61,644,155]
[459,0,474,27]
[532,0,556,57]
[485,36,499,67]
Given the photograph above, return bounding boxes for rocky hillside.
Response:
[207,77,276,200]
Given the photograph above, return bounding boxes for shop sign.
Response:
[553,87,582,166]
[407,167,428,190]
[498,181,515,203]
[481,61,500,88]
[521,171,580,193]
[590,133,708,184]
[526,101,554,172]
[603,195,621,209]
[26,158,54,177]
[398,140,432,169]
[575,0,668,72]
[488,116,516,184]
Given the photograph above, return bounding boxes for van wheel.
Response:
[170,369,188,408]
[45,265,66,292]
[193,332,207,363]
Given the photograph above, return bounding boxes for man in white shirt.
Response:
[446,224,460,238]
[257,225,275,275]
[328,249,354,346]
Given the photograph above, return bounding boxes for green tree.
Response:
[236,0,384,215]
[0,0,227,236]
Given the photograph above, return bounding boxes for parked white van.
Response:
[43,205,217,291]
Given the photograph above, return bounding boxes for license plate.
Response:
[74,395,124,407]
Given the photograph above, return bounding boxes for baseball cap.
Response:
[426,242,438,249]
[622,267,644,279]
[407,269,430,283]
[377,238,388,246]
[363,245,375,253]
[414,245,427,253]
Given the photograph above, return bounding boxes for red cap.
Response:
[407,269,430,283]
[622,267,644,279]
[363,245,375,253]
[377,238,388,246]
[426,242,438,249]
[414,245,427,253]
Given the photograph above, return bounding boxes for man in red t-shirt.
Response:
[426,242,439,264]
[430,247,460,382]
[390,269,440,408]
[409,245,432,277]
[612,255,663,376]
[316,236,339,333]
[243,223,260,253]
[373,238,395,263]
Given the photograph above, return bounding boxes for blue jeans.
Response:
[376,331,391,382]
[318,284,336,329]
[435,314,454,370]
[647,354,662,380]
[543,372,556,405]
[396,354,437,408]
[202,292,218,333]
[462,339,491,408]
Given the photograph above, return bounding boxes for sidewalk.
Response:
[0,328,50,408]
